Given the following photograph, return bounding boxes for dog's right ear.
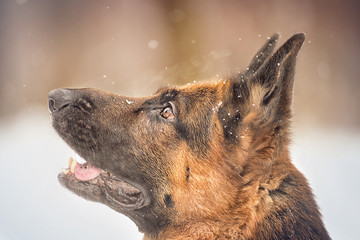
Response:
[218,34,280,139]
[253,33,305,120]
[219,34,304,140]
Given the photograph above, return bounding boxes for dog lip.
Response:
[59,157,150,210]
[71,154,152,209]
[101,173,150,210]
[103,183,145,210]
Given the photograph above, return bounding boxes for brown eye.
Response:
[161,107,174,119]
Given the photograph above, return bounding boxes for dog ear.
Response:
[245,33,279,76]
[254,33,305,119]
[230,34,280,106]
[219,34,304,140]
[218,34,283,140]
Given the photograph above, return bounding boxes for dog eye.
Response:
[161,107,174,119]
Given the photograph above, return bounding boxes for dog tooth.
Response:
[68,157,74,169]
[71,159,77,173]
[62,168,69,175]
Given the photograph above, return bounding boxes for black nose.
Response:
[48,89,75,113]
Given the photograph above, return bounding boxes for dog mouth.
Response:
[59,153,147,210]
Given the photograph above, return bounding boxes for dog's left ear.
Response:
[245,33,279,76]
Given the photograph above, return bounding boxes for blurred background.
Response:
[0,0,359,239]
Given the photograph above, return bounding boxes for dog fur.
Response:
[49,33,330,239]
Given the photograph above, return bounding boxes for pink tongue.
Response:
[74,163,101,181]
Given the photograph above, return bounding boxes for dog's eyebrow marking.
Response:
[159,89,179,103]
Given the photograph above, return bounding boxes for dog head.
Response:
[49,33,304,236]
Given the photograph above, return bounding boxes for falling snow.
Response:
[212,102,223,112]
[148,40,159,49]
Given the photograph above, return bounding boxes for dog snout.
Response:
[48,88,76,113]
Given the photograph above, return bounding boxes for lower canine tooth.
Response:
[68,157,74,169]
[62,168,69,175]
[70,158,77,173]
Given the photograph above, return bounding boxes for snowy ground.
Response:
[0,107,359,240]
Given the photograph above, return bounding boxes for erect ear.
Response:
[217,34,283,139]
[230,33,281,105]
[254,33,305,119]
[245,33,279,76]
[218,34,304,140]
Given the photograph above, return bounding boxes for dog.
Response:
[48,33,330,239]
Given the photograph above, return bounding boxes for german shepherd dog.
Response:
[48,33,330,239]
